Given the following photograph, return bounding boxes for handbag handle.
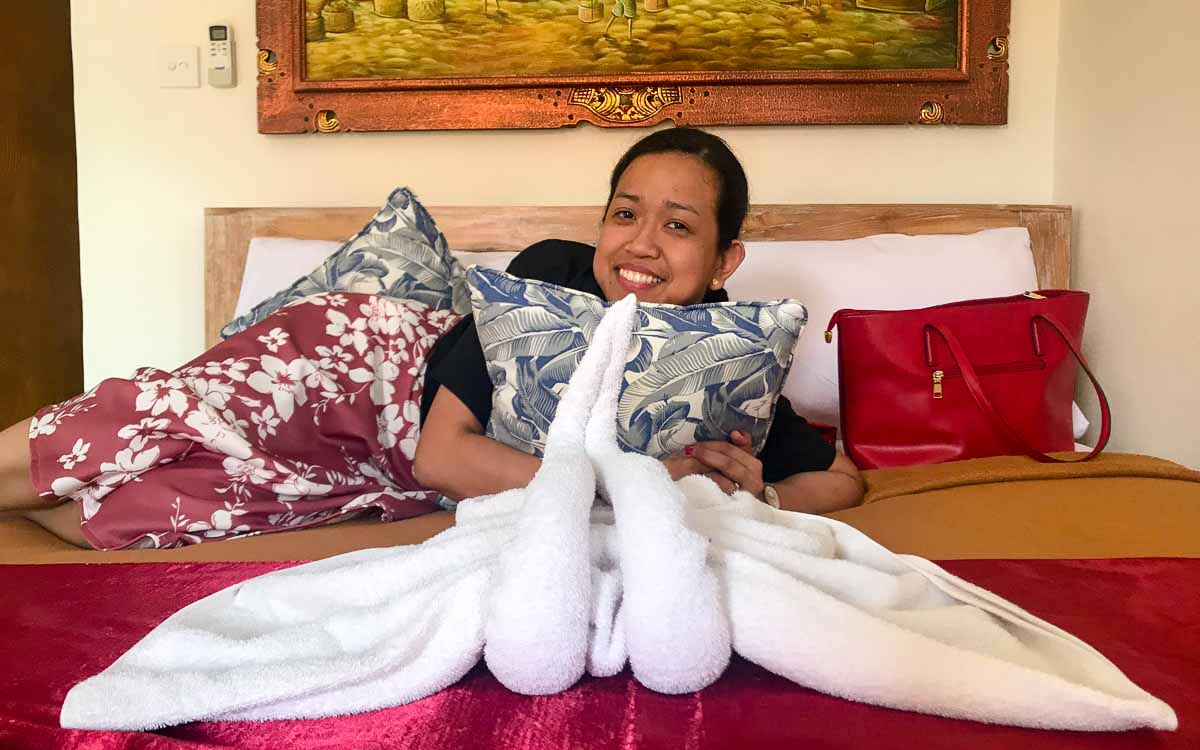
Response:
[925,313,1111,463]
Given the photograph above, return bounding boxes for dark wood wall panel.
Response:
[0,0,82,425]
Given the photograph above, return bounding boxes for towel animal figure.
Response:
[61,295,1176,733]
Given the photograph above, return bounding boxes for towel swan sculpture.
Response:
[61,295,1175,733]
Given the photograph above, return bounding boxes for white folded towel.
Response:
[61,295,1177,733]
[482,294,633,695]
[584,300,731,694]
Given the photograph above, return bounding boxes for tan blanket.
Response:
[830,453,1200,560]
[2,453,1196,564]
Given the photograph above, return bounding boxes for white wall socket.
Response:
[158,45,200,88]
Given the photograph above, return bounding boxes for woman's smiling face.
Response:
[594,152,743,305]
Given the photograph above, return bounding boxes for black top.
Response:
[420,239,836,482]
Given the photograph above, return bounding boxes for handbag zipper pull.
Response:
[1024,291,1046,300]
[932,369,944,399]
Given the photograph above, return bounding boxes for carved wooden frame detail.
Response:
[257,0,1010,133]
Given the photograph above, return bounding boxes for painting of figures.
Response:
[258,0,1007,131]
[303,0,959,81]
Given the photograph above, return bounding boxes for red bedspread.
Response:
[2,558,1194,749]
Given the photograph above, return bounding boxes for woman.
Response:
[0,128,861,550]
[415,128,863,512]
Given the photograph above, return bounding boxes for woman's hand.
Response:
[662,431,764,496]
[660,439,751,486]
[689,430,765,498]
[665,432,864,513]
[660,451,709,482]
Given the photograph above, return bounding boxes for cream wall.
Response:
[1054,0,1199,467]
[72,0,1061,387]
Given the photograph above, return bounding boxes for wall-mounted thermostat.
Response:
[207,25,236,88]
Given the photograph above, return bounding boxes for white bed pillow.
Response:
[727,228,1088,439]
[233,236,517,318]
[233,238,343,319]
[452,250,521,274]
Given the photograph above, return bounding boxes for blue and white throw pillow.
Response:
[468,266,807,459]
[221,187,469,338]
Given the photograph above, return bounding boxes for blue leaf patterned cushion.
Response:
[221,187,468,339]
[468,266,808,459]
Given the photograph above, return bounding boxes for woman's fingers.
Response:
[691,442,764,496]
[668,438,767,497]
[691,442,754,475]
[661,453,709,482]
[704,471,739,494]
[728,430,754,453]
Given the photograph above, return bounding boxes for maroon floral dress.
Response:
[28,293,460,550]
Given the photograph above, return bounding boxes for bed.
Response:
[2,204,1197,749]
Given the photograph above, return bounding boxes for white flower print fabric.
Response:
[27,294,459,550]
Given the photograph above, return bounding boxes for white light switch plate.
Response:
[158,45,200,88]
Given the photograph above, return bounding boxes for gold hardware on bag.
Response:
[824,330,833,344]
[1024,291,1046,300]
[932,370,944,398]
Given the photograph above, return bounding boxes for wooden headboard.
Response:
[205,204,1071,347]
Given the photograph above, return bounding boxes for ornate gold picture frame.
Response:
[257,0,1010,132]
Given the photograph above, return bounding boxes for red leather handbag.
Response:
[824,290,1111,470]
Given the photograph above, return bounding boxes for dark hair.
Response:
[605,128,749,250]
